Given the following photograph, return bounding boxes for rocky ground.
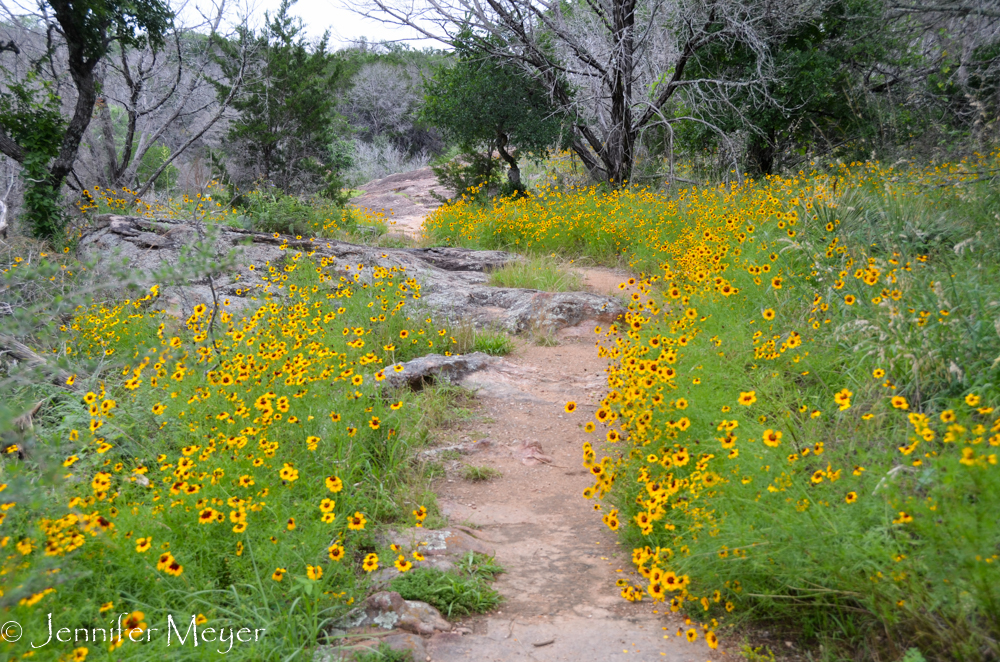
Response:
[350,166,451,239]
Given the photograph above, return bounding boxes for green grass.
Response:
[450,321,514,356]
[354,643,412,662]
[487,255,585,291]
[462,465,501,482]
[473,330,514,355]
[389,552,503,617]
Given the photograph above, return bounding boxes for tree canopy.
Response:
[422,39,566,187]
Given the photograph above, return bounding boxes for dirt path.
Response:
[348,168,717,660]
[351,167,450,238]
[422,271,715,662]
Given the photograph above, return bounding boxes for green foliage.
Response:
[135,142,179,191]
[0,0,173,237]
[431,152,504,201]
[472,330,513,356]
[422,36,566,190]
[237,187,355,236]
[461,465,501,482]
[48,0,173,57]
[448,322,513,356]
[487,255,584,291]
[0,74,67,239]
[389,553,503,616]
[674,0,911,173]
[354,643,412,662]
[214,0,345,195]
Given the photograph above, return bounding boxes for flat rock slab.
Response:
[76,215,625,334]
[427,613,709,661]
[382,352,498,390]
[313,631,427,662]
[351,166,451,238]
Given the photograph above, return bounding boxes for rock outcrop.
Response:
[77,214,626,334]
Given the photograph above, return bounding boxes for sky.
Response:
[240,0,441,49]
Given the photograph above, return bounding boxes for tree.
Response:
[86,2,248,197]
[421,39,566,188]
[0,0,172,238]
[679,0,904,174]
[354,0,823,185]
[215,0,342,195]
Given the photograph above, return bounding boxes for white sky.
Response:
[2,0,442,50]
[239,0,441,49]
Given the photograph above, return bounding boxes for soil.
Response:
[420,271,719,661]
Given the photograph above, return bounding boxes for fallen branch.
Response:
[0,332,80,390]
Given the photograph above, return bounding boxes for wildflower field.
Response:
[426,156,1000,659]
[1,241,452,660]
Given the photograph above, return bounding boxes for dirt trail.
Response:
[424,272,713,662]
[350,168,717,660]
[352,167,449,238]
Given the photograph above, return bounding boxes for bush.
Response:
[431,151,503,202]
[239,187,355,236]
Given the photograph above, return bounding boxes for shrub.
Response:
[239,187,355,236]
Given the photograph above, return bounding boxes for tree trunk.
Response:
[606,0,637,186]
[746,131,775,176]
[496,134,521,187]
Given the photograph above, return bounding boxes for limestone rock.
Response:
[380,632,428,660]
[381,352,498,390]
[363,591,451,635]
[76,215,626,333]
[417,439,491,461]
[384,527,496,560]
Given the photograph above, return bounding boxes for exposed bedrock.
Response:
[78,214,625,333]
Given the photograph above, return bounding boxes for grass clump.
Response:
[389,552,503,617]
[462,465,502,482]
[473,330,514,356]
[450,321,514,356]
[487,255,584,291]
[354,643,413,662]
[431,152,1000,660]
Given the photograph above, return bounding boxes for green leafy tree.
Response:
[675,0,905,175]
[0,0,173,239]
[421,40,566,190]
[215,0,343,196]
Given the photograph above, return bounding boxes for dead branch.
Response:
[0,332,80,390]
